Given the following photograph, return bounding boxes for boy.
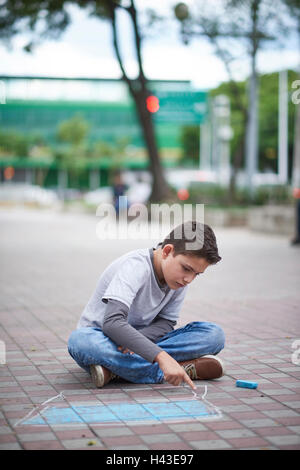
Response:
[68,220,225,390]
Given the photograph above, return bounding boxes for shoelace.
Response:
[182,363,197,380]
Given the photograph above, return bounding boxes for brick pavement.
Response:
[0,207,299,450]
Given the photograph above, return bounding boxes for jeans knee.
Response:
[68,330,80,352]
[211,324,225,353]
[68,330,76,350]
[67,328,91,357]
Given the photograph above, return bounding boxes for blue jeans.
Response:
[67,321,225,384]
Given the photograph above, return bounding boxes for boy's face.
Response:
[161,244,210,290]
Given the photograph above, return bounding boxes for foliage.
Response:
[57,114,90,146]
[53,114,130,188]
[186,182,293,206]
[210,70,298,174]
[0,128,48,158]
[179,125,200,163]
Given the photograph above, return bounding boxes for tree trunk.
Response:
[133,88,172,202]
[110,1,171,203]
[245,58,258,199]
[228,132,246,203]
[245,0,260,199]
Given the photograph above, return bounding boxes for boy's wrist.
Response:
[154,350,169,365]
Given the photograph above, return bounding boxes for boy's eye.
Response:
[183,266,200,276]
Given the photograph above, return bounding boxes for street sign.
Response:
[153,91,208,124]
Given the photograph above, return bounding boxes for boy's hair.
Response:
[161,220,221,265]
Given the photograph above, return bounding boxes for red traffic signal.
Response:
[177,188,189,201]
[146,95,159,113]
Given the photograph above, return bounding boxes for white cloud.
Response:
[0,42,121,78]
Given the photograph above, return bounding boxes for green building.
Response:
[0,76,199,189]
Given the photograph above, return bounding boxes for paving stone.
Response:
[22,441,65,450]
[240,397,274,404]
[0,442,22,450]
[18,432,57,442]
[148,442,192,450]
[167,422,207,432]
[239,419,280,428]
[281,401,300,409]
[265,435,300,446]
[93,426,133,437]
[287,426,300,434]
[0,425,14,435]
[221,405,253,412]
[0,391,27,398]
[255,426,295,437]
[263,409,299,418]
[49,424,90,431]
[227,437,271,448]
[216,429,256,438]
[112,444,149,450]
[189,439,232,449]
[260,373,293,379]
[261,388,295,396]
[10,375,42,381]
[0,381,18,387]
[141,433,181,444]
[102,434,144,447]
[127,423,171,434]
[61,438,104,449]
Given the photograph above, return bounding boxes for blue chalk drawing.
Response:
[20,399,218,426]
[142,402,188,419]
[42,407,84,424]
[107,403,154,421]
[72,405,120,423]
[175,400,210,415]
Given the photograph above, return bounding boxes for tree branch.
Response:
[127,0,147,87]
[108,1,135,96]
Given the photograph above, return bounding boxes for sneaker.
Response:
[179,355,225,380]
[90,364,118,388]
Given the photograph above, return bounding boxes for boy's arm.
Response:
[137,317,176,342]
[102,299,163,363]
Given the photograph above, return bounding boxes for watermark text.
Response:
[96,198,205,249]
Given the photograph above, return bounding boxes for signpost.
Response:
[152,91,208,124]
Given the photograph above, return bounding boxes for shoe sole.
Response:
[90,364,105,388]
[194,355,225,380]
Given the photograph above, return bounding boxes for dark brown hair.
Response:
[161,220,221,265]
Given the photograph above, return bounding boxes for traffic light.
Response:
[146,95,159,113]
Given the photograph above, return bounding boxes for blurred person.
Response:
[291,189,300,246]
[112,171,129,216]
[68,221,225,389]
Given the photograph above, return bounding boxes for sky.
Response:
[0,0,299,90]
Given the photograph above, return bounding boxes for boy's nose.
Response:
[183,274,194,285]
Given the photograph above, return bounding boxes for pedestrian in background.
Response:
[291,188,300,245]
[112,171,129,216]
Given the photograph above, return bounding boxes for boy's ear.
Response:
[162,244,175,258]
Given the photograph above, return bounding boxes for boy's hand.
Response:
[118,346,134,355]
[155,351,196,391]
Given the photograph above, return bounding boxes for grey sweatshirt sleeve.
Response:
[138,317,176,342]
[102,299,163,363]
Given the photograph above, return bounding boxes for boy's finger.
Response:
[183,373,197,391]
